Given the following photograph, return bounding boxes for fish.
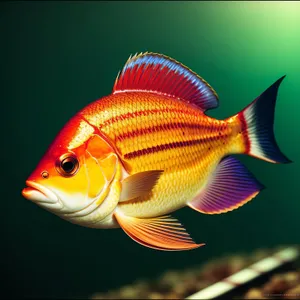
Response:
[22,52,291,251]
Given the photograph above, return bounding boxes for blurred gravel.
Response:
[91,245,300,299]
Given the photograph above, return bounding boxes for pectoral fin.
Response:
[119,170,163,202]
[114,212,204,251]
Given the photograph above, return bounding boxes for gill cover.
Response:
[58,133,120,227]
[48,133,117,215]
[84,134,117,205]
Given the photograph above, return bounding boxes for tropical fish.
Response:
[22,52,291,251]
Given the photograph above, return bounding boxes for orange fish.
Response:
[22,52,291,251]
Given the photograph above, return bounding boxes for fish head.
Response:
[22,116,118,221]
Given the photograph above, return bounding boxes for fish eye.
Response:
[55,154,79,177]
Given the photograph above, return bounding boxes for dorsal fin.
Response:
[113,52,219,112]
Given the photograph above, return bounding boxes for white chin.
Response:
[25,189,50,202]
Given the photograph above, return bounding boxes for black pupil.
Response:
[62,159,75,173]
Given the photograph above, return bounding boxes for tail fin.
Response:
[239,76,291,164]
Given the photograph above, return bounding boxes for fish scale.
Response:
[80,92,233,218]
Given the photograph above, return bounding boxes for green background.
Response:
[1,1,299,298]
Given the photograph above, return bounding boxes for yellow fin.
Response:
[119,170,163,202]
[114,212,204,251]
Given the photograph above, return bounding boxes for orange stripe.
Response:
[116,122,213,141]
[124,136,217,159]
[99,108,200,129]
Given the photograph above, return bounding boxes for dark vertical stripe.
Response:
[238,112,250,154]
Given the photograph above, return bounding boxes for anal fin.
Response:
[114,212,204,251]
[188,156,265,214]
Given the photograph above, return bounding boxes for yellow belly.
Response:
[117,155,223,218]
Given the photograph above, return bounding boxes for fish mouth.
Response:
[22,180,58,204]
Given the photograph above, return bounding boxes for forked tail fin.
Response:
[238,76,291,164]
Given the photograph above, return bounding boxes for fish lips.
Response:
[22,180,58,204]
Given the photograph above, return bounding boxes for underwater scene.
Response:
[2,1,300,299]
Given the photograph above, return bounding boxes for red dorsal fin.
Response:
[113,52,219,112]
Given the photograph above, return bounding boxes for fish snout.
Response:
[22,180,58,204]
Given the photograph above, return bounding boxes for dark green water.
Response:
[1,1,299,298]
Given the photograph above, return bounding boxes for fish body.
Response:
[80,92,241,218]
[22,52,291,251]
